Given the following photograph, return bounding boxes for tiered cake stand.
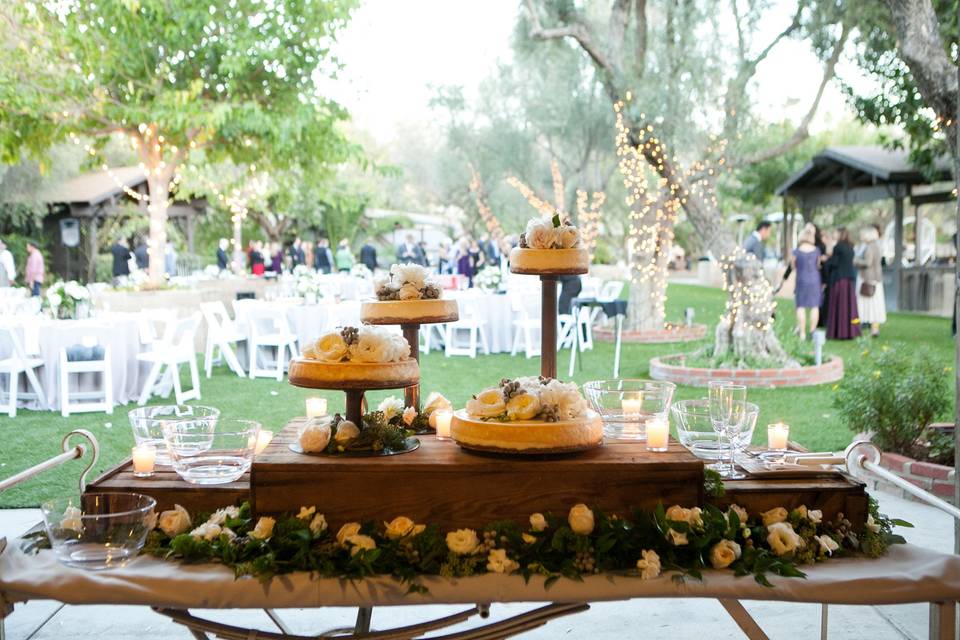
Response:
[360,299,459,410]
[509,248,590,378]
[287,359,420,426]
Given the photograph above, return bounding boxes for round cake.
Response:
[451,409,603,453]
[509,247,590,275]
[361,298,459,325]
[288,358,420,391]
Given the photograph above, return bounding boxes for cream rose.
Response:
[299,420,332,453]
[766,522,802,556]
[398,282,422,300]
[390,263,428,289]
[402,406,418,426]
[423,392,453,417]
[446,529,480,555]
[636,549,661,580]
[815,534,839,556]
[808,509,823,524]
[337,522,362,546]
[310,514,328,536]
[558,225,580,249]
[529,513,547,532]
[666,529,688,546]
[297,506,316,521]
[506,392,540,420]
[335,420,360,444]
[250,517,276,540]
[378,396,404,421]
[568,503,595,536]
[665,505,703,528]
[727,504,748,526]
[190,522,222,541]
[158,504,192,537]
[207,506,240,526]
[60,505,84,532]
[709,539,742,569]
[761,507,789,527]
[388,334,411,361]
[524,217,556,249]
[315,332,349,362]
[385,516,416,540]
[486,549,520,574]
[466,388,507,418]
[347,534,377,556]
[866,514,880,533]
[348,331,392,363]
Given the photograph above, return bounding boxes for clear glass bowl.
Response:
[163,418,260,485]
[671,398,759,459]
[129,405,221,466]
[583,380,676,440]
[40,492,156,570]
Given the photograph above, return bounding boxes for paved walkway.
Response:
[0,490,953,639]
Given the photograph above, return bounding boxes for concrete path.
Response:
[0,490,953,639]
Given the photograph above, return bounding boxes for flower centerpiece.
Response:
[293,264,325,302]
[302,326,410,363]
[374,264,442,301]
[519,214,581,250]
[475,266,503,293]
[466,377,588,423]
[350,263,373,280]
[44,280,91,319]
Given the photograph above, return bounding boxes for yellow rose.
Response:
[486,548,519,574]
[522,533,537,544]
[709,539,741,569]
[636,549,661,580]
[766,522,802,556]
[529,513,547,532]
[761,507,788,528]
[466,388,506,418]
[506,392,541,420]
[347,534,377,556]
[384,516,416,540]
[158,504,191,537]
[250,517,275,540]
[315,332,348,362]
[337,522,362,546]
[309,514,328,536]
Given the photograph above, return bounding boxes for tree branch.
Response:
[607,0,631,75]
[634,0,648,77]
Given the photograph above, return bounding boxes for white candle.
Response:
[305,397,327,418]
[646,417,669,451]
[768,423,790,450]
[132,444,156,476]
[254,430,273,455]
[434,410,453,440]
[622,397,643,415]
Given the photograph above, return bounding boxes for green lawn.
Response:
[0,283,953,508]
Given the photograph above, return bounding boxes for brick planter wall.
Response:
[649,354,844,388]
[594,323,708,344]
[876,452,956,505]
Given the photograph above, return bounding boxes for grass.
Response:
[0,283,953,508]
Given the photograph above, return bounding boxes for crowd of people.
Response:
[748,220,887,341]
[0,237,44,296]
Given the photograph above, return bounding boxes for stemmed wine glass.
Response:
[708,381,747,479]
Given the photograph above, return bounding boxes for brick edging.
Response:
[648,354,844,388]
[594,323,708,344]
[878,452,956,502]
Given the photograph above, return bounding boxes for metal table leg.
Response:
[929,601,956,640]
[568,304,579,378]
[613,314,623,378]
[355,606,373,634]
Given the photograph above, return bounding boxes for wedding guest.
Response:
[396,233,425,265]
[455,238,474,286]
[558,274,582,315]
[269,242,284,274]
[335,239,354,273]
[164,241,177,277]
[216,238,230,271]
[133,236,149,269]
[110,236,132,280]
[437,241,451,274]
[855,225,886,338]
[360,241,378,271]
[288,237,306,267]
[790,224,822,341]
[0,238,14,286]
[250,240,266,276]
[314,238,334,274]
[824,227,860,340]
[469,238,485,276]
[743,221,772,262]
[25,240,45,296]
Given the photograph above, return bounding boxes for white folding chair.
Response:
[200,301,246,378]
[591,280,626,326]
[247,308,298,381]
[59,338,113,416]
[0,326,47,417]
[509,292,541,359]
[444,298,489,359]
[137,313,202,405]
[137,309,176,353]
[420,324,446,354]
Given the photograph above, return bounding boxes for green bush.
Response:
[832,343,952,464]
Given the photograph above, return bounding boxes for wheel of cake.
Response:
[361,298,459,325]
[288,358,420,390]
[451,409,603,454]
[509,215,590,275]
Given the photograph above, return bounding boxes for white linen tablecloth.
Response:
[447,290,515,353]
[1,542,958,610]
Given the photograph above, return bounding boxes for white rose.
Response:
[524,217,555,249]
[60,505,83,532]
[190,522,222,541]
[221,527,237,541]
[766,522,802,556]
[309,513,328,536]
[385,516,416,540]
[636,549,661,580]
[347,534,377,556]
[529,513,547,532]
[299,421,332,453]
[337,522,362,546]
[665,505,702,528]
[423,392,453,417]
[378,396,404,421]
[558,225,580,249]
[709,539,742,569]
[402,406,418,426]
[158,504,192,537]
[815,534,840,556]
[466,388,506,418]
[398,282,422,300]
[315,332,349,362]
[207,506,240,526]
[866,514,880,533]
[446,528,480,555]
[47,292,62,308]
[388,334,411,361]
[727,504,749,526]
[568,503,595,536]
[539,380,587,419]
[761,507,789,528]
[250,516,276,540]
[334,420,360,444]
[808,509,823,524]
[373,274,393,293]
[486,548,520,574]
[348,330,392,363]
[390,263,428,289]
[666,528,688,546]
[297,506,316,521]
[506,392,541,420]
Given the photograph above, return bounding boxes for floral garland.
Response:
[142,498,907,591]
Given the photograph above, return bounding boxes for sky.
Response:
[328,0,859,145]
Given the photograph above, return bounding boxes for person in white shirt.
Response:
[0,238,15,287]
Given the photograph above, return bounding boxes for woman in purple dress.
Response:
[790,224,822,340]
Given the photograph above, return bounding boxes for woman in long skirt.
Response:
[825,227,861,340]
[855,225,886,338]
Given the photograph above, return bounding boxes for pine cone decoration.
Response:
[422,283,441,299]
[519,233,528,248]
[538,375,553,385]
[501,380,524,402]
[540,405,560,422]
[340,326,360,345]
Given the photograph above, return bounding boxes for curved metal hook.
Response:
[61,429,100,493]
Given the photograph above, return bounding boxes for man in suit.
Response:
[216,238,230,270]
[743,221,772,262]
[110,237,132,280]
[133,236,149,269]
[288,237,306,267]
[396,233,425,265]
[314,238,334,274]
[360,241,378,271]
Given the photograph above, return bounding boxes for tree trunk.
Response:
[145,175,170,284]
[624,190,673,332]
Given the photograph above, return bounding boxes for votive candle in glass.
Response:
[254,430,273,455]
[767,422,790,451]
[434,410,453,441]
[132,443,156,477]
[645,417,669,452]
[305,397,327,419]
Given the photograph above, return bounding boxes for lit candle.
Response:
[434,410,453,440]
[621,396,643,415]
[132,444,156,477]
[254,430,273,455]
[305,397,327,418]
[646,417,669,452]
[767,422,790,451]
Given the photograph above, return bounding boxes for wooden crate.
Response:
[251,420,705,529]
[722,476,868,528]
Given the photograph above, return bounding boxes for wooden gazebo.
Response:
[775,146,955,313]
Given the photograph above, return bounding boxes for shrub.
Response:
[832,343,952,463]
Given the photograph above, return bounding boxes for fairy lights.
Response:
[717,247,777,335]
[468,165,505,241]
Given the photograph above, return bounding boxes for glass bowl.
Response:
[671,398,759,459]
[162,418,260,485]
[582,380,676,440]
[40,492,156,570]
[129,405,221,466]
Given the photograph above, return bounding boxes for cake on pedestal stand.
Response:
[361,299,458,410]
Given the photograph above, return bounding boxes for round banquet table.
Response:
[446,290,515,353]
[233,299,364,363]
[0,313,143,411]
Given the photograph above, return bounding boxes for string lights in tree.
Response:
[468,164,505,241]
